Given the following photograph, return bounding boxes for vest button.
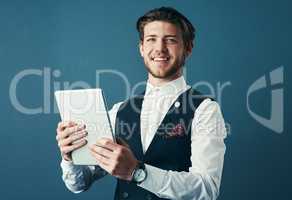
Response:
[122,192,129,199]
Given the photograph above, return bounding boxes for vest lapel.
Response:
[130,94,144,160]
[143,88,192,157]
[115,93,145,161]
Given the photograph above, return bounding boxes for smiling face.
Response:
[139,21,192,83]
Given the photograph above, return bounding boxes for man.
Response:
[56,7,227,200]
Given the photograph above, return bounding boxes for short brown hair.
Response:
[136,7,195,50]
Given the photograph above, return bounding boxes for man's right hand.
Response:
[56,121,88,161]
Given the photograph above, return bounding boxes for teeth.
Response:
[153,57,168,61]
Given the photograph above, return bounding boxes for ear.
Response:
[184,43,193,58]
[139,41,144,58]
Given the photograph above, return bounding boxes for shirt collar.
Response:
[145,76,188,97]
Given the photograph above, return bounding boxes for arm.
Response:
[58,102,124,193]
[60,160,106,193]
[138,99,227,200]
[90,99,227,200]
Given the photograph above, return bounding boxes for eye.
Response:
[165,38,177,43]
[146,38,156,42]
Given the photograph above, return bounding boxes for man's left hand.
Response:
[89,138,138,181]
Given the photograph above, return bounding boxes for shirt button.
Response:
[174,101,181,108]
[122,192,129,199]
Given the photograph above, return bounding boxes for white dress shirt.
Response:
[60,76,227,200]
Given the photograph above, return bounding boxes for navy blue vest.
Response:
[114,88,208,200]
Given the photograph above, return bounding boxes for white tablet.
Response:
[55,88,115,165]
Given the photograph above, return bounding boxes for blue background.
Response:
[0,0,291,199]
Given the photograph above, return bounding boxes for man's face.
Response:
[139,21,191,79]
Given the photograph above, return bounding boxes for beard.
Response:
[144,54,186,79]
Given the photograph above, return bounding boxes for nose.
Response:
[154,39,167,53]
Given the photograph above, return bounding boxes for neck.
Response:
[148,70,182,87]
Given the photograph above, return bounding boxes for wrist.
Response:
[131,161,147,184]
[62,153,72,162]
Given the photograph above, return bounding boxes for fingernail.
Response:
[77,125,85,130]
[81,130,87,135]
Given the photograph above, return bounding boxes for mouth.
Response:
[151,56,170,62]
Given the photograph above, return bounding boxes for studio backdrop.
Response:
[0,0,291,200]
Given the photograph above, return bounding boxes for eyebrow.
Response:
[145,34,178,38]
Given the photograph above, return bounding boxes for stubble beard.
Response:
[144,55,186,79]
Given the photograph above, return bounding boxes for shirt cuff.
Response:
[60,159,83,172]
[137,164,167,195]
[61,159,107,177]
[61,158,73,166]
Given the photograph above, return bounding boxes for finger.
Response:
[90,149,111,165]
[96,138,118,151]
[57,121,77,131]
[59,130,88,147]
[56,123,78,140]
[66,124,86,134]
[116,137,130,148]
[61,139,87,154]
[58,124,86,141]
[71,136,88,145]
[95,160,112,175]
[90,144,115,159]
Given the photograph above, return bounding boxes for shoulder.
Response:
[186,88,215,109]
[195,98,221,115]
[192,98,227,138]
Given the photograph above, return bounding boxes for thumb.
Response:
[116,137,130,148]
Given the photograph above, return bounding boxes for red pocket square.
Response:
[164,123,185,139]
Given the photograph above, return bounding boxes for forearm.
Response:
[60,159,107,193]
[138,164,219,200]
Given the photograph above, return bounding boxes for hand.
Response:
[56,121,88,161]
[89,138,138,181]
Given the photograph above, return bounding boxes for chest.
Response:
[115,89,202,171]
